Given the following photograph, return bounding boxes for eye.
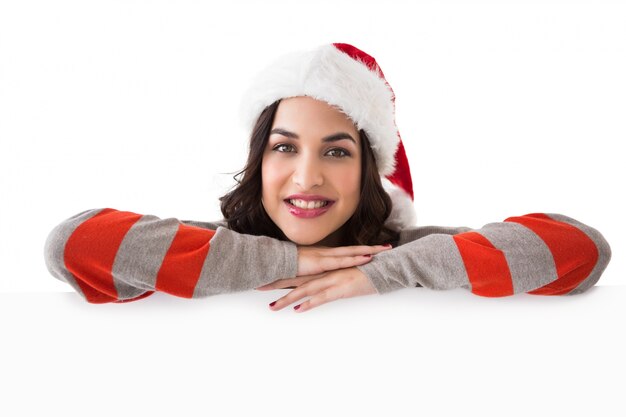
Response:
[273,144,295,153]
[271,144,351,159]
[326,148,351,158]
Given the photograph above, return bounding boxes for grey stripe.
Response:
[398,225,472,246]
[478,221,558,294]
[543,213,612,295]
[112,214,180,299]
[43,208,106,299]
[193,226,299,298]
[357,234,471,294]
[181,218,228,230]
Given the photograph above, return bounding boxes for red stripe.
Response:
[453,231,514,297]
[64,208,143,304]
[155,223,216,298]
[505,213,599,295]
[114,291,155,303]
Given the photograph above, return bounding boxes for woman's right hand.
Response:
[255,244,393,291]
[295,244,393,277]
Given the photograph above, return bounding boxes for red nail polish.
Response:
[384,244,392,247]
[364,254,372,258]
[294,304,301,310]
[269,301,276,307]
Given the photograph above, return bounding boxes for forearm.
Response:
[44,208,298,303]
[357,213,612,297]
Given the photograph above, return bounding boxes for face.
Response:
[261,96,362,247]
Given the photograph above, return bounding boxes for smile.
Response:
[288,199,329,209]
[284,200,335,219]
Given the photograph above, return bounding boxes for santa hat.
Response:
[238,42,417,231]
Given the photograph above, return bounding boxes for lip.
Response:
[284,199,335,219]
[285,194,335,202]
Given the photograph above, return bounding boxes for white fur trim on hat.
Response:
[238,43,400,177]
[381,177,417,230]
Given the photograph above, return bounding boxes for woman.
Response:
[43,42,612,312]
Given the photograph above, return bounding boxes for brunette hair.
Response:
[218,99,400,247]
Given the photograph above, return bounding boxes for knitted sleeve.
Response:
[356,213,612,296]
[43,208,298,304]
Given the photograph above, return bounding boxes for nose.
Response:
[292,152,324,190]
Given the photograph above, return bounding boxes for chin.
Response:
[285,228,326,246]
[285,233,325,246]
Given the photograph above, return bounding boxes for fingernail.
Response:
[294,304,301,310]
[384,244,392,247]
[269,301,276,307]
[364,254,372,258]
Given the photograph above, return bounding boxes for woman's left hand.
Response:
[255,267,378,313]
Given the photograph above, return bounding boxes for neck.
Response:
[312,224,347,247]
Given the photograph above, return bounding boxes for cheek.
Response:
[261,158,286,198]
[345,169,362,199]
[330,165,361,202]
[341,160,361,189]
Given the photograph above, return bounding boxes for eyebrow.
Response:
[269,128,357,145]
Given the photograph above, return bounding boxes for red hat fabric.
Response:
[238,42,417,231]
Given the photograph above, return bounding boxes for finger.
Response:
[269,276,335,311]
[319,244,392,257]
[294,286,343,313]
[256,278,301,291]
[318,253,376,272]
[255,282,281,291]
[257,273,327,291]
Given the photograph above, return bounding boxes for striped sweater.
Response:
[43,208,612,304]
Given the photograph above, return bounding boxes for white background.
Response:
[1,0,624,416]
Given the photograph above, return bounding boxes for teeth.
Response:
[289,199,329,209]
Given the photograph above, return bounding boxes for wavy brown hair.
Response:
[218,99,400,247]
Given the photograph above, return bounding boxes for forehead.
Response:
[273,96,358,132]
